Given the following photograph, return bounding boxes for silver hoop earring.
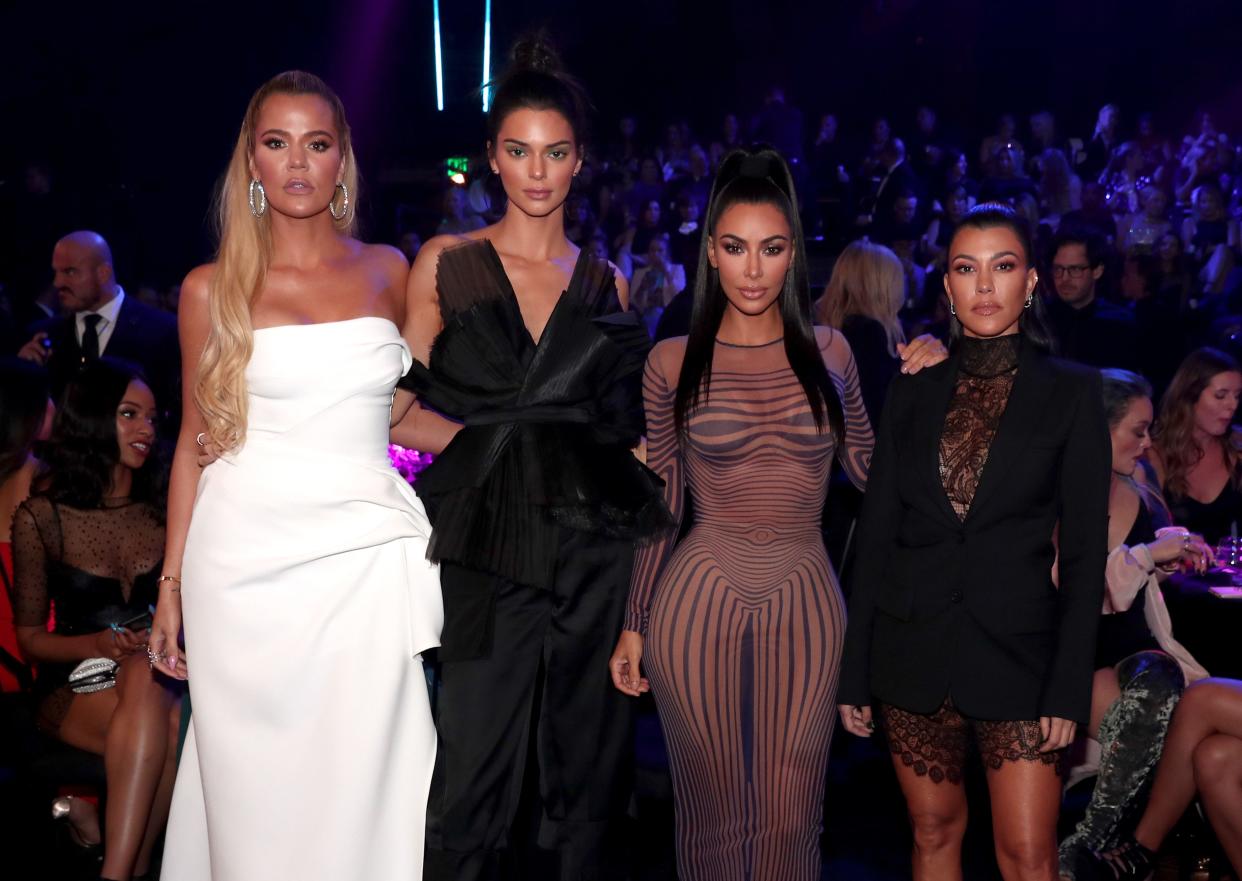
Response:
[949,301,956,316]
[248,179,267,218]
[329,182,349,221]
[1024,293,1034,309]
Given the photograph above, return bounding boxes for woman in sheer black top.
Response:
[11,359,181,881]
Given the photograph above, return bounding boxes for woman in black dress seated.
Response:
[1150,347,1242,546]
[390,36,669,879]
[10,358,180,881]
[838,204,1112,881]
[1057,369,1212,879]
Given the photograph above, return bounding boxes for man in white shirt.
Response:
[17,230,180,424]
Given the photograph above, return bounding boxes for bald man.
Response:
[17,230,180,424]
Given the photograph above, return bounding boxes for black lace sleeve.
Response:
[10,501,52,628]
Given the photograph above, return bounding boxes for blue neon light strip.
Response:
[433,0,445,112]
[481,0,492,112]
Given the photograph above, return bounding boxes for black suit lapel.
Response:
[103,297,140,356]
[915,350,965,528]
[965,341,1056,522]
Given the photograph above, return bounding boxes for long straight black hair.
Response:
[674,147,844,440]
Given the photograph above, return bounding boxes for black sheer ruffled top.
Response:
[399,240,671,589]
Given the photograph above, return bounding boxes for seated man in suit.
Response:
[17,230,180,428]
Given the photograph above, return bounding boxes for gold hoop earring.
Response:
[248,179,267,218]
[329,182,350,221]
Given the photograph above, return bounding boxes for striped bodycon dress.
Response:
[625,327,873,880]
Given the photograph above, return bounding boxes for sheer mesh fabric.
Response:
[938,334,1020,520]
[9,496,163,729]
[627,328,873,880]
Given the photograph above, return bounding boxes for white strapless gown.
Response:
[162,317,443,881]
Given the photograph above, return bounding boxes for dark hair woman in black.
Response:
[11,358,179,881]
[391,35,669,878]
[611,147,924,880]
[838,204,1111,881]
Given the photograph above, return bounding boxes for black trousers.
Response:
[425,528,635,881]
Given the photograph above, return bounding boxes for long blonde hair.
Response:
[196,71,359,452]
[815,239,907,356]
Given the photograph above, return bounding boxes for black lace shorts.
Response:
[877,699,1062,785]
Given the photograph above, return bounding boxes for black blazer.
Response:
[838,339,1110,724]
[38,296,180,426]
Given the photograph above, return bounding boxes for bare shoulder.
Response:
[360,242,409,276]
[179,264,215,316]
[410,234,476,279]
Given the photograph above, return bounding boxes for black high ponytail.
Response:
[673,147,845,441]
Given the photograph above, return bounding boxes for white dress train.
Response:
[161,317,443,880]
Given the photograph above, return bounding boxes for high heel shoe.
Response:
[51,795,102,852]
[1090,834,1156,881]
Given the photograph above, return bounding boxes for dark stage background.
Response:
[1,0,1239,290]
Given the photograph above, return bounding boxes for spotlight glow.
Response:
[481,0,492,112]
[433,0,444,112]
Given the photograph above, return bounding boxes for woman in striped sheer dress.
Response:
[611,147,880,880]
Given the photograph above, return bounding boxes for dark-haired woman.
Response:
[610,148,876,881]
[1150,347,1242,546]
[838,204,1111,881]
[0,357,52,692]
[391,38,668,878]
[11,358,179,881]
[1057,369,1210,880]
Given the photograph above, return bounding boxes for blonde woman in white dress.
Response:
[149,71,442,881]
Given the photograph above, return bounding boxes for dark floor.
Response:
[2,693,1235,880]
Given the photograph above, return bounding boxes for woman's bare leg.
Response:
[1134,679,1242,851]
[98,654,179,879]
[1193,734,1242,875]
[988,759,1062,881]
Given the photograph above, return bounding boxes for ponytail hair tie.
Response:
[738,154,774,180]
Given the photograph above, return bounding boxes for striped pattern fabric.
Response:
[626,327,873,880]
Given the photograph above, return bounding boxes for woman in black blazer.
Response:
[838,203,1111,881]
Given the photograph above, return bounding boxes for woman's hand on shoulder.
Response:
[897,334,949,375]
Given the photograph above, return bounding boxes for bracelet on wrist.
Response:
[158,575,182,592]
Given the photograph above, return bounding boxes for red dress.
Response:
[0,541,24,691]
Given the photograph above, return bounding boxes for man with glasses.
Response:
[1044,229,1139,369]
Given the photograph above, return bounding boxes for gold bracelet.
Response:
[158,575,182,592]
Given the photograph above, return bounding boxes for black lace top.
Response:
[10,496,163,726]
[400,240,671,589]
[939,334,1021,519]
